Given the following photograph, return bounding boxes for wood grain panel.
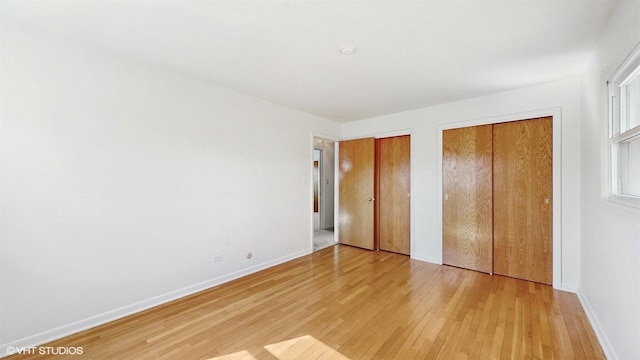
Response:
[338,138,375,250]
[493,117,553,284]
[442,125,493,273]
[8,246,605,360]
[376,135,411,255]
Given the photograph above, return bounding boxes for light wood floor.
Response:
[8,245,605,359]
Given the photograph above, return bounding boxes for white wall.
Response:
[341,77,583,291]
[0,23,340,352]
[579,1,640,359]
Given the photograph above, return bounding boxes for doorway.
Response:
[313,138,336,251]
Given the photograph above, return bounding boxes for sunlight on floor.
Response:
[207,335,350,360]
[265,335,350,360]
[207,349,256,360]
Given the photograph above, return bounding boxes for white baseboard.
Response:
[0,249,311,358]
[577,290,618,360]
[411,254,442,265]
[558,282,579,293]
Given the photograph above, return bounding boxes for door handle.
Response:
[368,197,375,202]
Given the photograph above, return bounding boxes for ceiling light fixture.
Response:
[340,45,356,55]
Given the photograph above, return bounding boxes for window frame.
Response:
[607,43,640,209]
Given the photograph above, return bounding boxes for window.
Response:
[608,43,640,207]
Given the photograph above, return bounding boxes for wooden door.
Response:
[493,117,552,284]
[376,135,411,255]
[339,138,375,250]
[442,125,493,273]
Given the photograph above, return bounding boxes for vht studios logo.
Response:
[6,346,84,356]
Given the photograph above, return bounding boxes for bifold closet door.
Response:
[442,125,493,273]
[376,135,411,255]
[493,117,553,284]
[339,138,375,250]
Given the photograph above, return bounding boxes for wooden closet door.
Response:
[493,117,552,284]
[339,138,375,250]
[442,125,493,273]
[376,135,411,255]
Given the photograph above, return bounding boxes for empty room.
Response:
[1,1,639,359]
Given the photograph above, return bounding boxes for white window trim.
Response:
[606,42,640,210]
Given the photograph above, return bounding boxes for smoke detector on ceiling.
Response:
[340,45,356,55]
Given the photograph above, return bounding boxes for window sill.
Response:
[605,194,640,211]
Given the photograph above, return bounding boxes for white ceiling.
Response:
[1,0,619,122]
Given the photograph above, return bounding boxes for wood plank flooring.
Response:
[7,245,605,359]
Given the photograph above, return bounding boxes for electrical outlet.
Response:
[212,254,223,262]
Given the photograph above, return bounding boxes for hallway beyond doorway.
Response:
[313,212,336,251]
